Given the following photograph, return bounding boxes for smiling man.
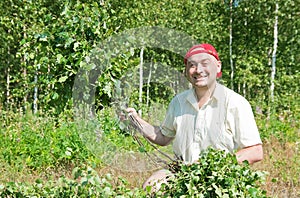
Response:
[127,43,263,191]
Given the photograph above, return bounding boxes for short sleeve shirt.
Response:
[161,83,262,163]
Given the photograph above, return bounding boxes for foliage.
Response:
[0,108,298,197]
[0,166,146,197]
[98,108,154,152]
[158,148,268,198]
[254,81,300,142]
[0,108,155,173]
[0,0,299,197]
[0,0,299,120]
[0,111,97,171]
[256,113,299,143]
[0,0,118,114]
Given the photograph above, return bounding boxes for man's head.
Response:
[184,43,222,89]
[184,43,222,78]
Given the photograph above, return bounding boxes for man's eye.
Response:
[202,62,209,67]
[189,63,196,68]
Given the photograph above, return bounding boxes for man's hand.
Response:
[125,107,173,146]
[126,107,139,119]
[125,108,143,130]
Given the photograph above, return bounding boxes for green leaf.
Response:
[138,146,146,153]
[58,76,68,83]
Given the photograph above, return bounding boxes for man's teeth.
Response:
[194,75,207,79]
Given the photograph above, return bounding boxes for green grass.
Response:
[0,108,299,197]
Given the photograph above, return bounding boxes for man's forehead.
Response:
[190,47,205,53]
[187,52,214,62]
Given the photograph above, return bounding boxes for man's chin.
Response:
[193,82,208,88]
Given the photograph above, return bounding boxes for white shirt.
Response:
[161,83,262,163]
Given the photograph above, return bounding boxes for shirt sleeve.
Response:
[229,95,262,149]
[161,97,177,137]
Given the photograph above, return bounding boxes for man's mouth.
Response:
[193,75,207,80]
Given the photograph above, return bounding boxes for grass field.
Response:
[0,111,299,197]
[94,136,300,198]
[1,136,298,197]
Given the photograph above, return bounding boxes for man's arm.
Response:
[235,144,263,164]
[126,108,174,146]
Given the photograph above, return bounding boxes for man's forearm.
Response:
[236,144,263,164]
[135,116,173,146]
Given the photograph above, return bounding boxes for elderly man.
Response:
[127,43,263,190]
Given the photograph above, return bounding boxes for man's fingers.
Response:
[126,107,138,118]
[126,107,137,114]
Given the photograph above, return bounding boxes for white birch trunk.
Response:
[33,64,40,114]
[6,67,10,110]
[22,67,27,113]
[229,0,234,89]
[270,3,278,102]
[146,60,152,107]
[243,78,246,97]
[23,30,28,113]
[139,47,144,117]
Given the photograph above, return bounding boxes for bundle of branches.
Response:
[157,148,268,198]
[126,112,181,173]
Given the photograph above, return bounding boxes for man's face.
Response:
[185,53,221,89]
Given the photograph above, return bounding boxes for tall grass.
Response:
[0,108,299,197]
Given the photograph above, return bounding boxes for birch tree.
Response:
[139,47,144,117]
[270,2,278,103]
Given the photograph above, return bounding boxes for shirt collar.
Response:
[186,83,223,110]
[211,83,223,102]
[186,88,199,110]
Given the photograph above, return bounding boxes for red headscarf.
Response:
[184,43,222,78]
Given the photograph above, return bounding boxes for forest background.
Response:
[0,0,299,197]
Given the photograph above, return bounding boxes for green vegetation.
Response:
[1,120,91,171]
[159,148,267,197]
[0,166,147,197]
[0,109,299,197]
[0,0,299,197]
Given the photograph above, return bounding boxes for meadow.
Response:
[0,108,299,197]
[1,0,299,197]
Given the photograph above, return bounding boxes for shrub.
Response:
[0,113,96,171]
[0,166,146,197]
[157,148,268,198]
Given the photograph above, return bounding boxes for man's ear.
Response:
[217,61,222,73]
[184,67,188,77]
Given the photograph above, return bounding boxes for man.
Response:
[126,43,263,190]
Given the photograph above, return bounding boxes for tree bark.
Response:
[6,66,10,110]
[139,47,144,117]
[270,3,278,102]
[229,0,234,90]
[33,63,40,114]
[146,59,152,107]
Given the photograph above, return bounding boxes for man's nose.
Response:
[196,63,204,73]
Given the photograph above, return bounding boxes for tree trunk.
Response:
[146,59,152,107]
[6,67,10,110]
[243,77,246,97]
[229,0,234,89]
[33,64,40,114]
[270,3,278,102]
[22,29,28,113]
[139,47,144,117]
[268,2,278,119]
